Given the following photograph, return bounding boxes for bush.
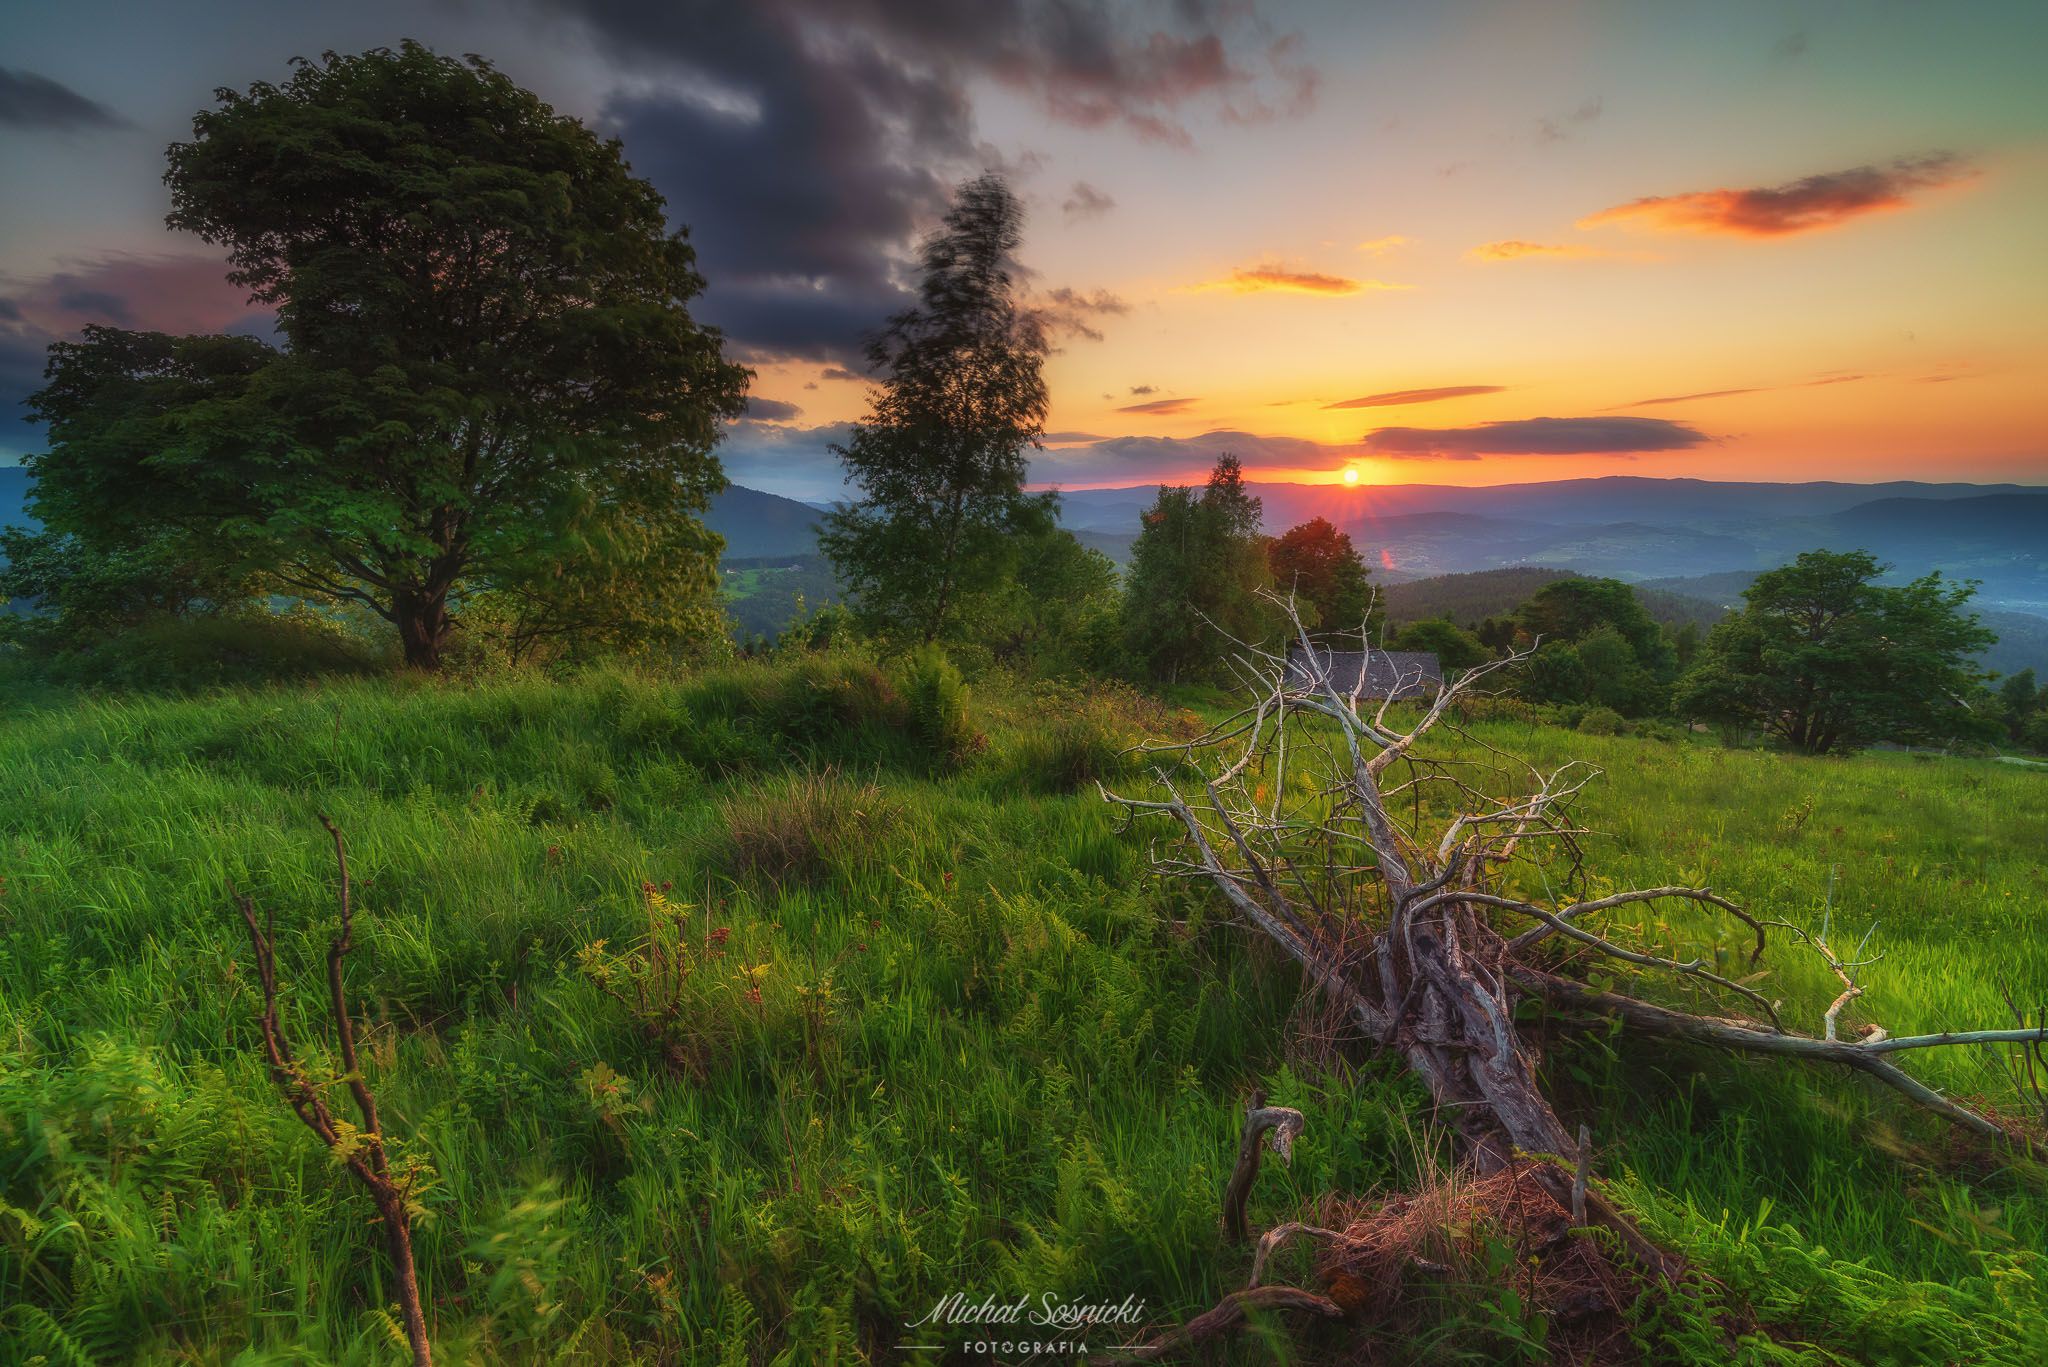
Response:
[33,610,383,690]
[900,645,980,769]
[1577,705,1627,736]
[715,771,898,886]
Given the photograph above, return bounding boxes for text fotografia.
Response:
[902,1291,1148,1353]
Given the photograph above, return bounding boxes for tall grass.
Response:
[0,660,2042,1362]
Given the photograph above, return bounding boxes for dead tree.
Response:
[234,816,432,1367]
[1101,594,2046,1338]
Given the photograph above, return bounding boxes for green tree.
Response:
[1673,549,1995,754]
[28,43,748,669]
[1513,576,1676,713]
[978,517,1125,675]
[1389,616,1490,672]
[1267,516,1380,641]
[1121,455,1275,682]
[820,174,1052,646]
[1999,668,2038,743]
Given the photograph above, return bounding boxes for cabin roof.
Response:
[1284,646,1444,700]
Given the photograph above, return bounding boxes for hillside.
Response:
[704,483,822,559]
[3,664,2044,1361]
[1380,566,1731,633]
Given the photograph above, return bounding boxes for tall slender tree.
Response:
[1122,455,1276,682]
[819,174,1054,645]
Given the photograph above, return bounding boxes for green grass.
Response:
[0,659,2043,1363]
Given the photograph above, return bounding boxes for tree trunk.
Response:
[395,590,452,670]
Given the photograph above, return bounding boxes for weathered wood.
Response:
[1221,1092,1307,1242]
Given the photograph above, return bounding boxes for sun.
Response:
[1342,467,1361,485]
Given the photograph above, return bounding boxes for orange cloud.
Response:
[1354,234,1410,255]
[1578,153,1973,237]
[1618,374,1866,408]
[1469,239,1622,262]
[1184,266,1403,296]
[1117,396,1200,415]
[1324,384,1504,409]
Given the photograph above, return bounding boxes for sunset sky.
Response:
[3,1,2044,500]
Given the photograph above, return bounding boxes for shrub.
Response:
[715,770,898,886]
[35,609,382,691]
[900,645,980,768]
[1578,705,1627,736]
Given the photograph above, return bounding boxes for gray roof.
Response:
[1285,646,1444,700]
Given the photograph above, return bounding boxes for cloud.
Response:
[743,396,803,421]
[1032,428,1343,486]
[1117,396,1199,416]
[1041,430,1108,443]
[1579,153,1974,237]
[1469,240,1627,262]
[1617,375,1864,408]
[1361,416,1709,460]
[549,1,1316,362]
[1324,385,1504,410]
[1536,95,1602,144]
[1185,266,1402,296]
[1062,181,1115,219]
[1354,234,1409,255]
[1774,31,1809,61]
[1037,286,1128,342]
[0,68,126,129]
[1128,384,1157,396]
[818,366,865,382]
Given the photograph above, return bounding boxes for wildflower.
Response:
[709,926,732,947]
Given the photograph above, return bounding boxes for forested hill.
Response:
[1380,567,1727,632]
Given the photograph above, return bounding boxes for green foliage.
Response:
[1390,616,1491,672]
[1511,575,1677,714]
[1267,516,1381,641]
[1,663,2044,1361]
[901,645,979,768]
[1675,549,1996,753]
[819,174,1054,647]
[20,608,384,691]
[1998,668,2037,744]
[1121,455,1277,682]
[28,43,749,671]
[0,511,262,654]
[1577,704,1627,735]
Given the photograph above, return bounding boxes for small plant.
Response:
[901,645,980,768]
[1577,705,1627,736]
[232,816,434,1367]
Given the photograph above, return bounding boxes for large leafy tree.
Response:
[1514,576,1676,714]
[1267,516,1381,640]
[1674,549,1995,753]
[819,174,1053,646]
[27,43,748,668]
[1121,455,1276,682]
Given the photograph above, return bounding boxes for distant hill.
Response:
[1379,567,1727,633]
[705,484,822,559]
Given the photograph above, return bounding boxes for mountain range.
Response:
[7,468,2043,624]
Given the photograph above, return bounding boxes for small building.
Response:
[1285,645,1443,701]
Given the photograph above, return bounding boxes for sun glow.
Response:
[1342,467,1361,485]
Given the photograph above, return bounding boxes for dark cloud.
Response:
[1128,384,1157,396]
[1032,428,1341,486]
[1324,385,1503,410]
[1536,95,1602,144]
[1117,396,1199,415]
[1580,153,1973,237]
[818,366,865,382]
[1361,416,1709,460]
[1037,286,1128,342]
[1062,181,1115,219]
[551,1,1313,362]
[743,396,803,421]
[0,68,126,129]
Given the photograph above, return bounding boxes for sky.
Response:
[2,0,2044,502]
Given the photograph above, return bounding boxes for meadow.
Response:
[1,657,2044,1364]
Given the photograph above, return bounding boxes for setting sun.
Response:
[1342,467,1361,485]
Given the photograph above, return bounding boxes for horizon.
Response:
[4,2,2045,502]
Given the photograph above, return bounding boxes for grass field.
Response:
[2,657,2044,1363]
